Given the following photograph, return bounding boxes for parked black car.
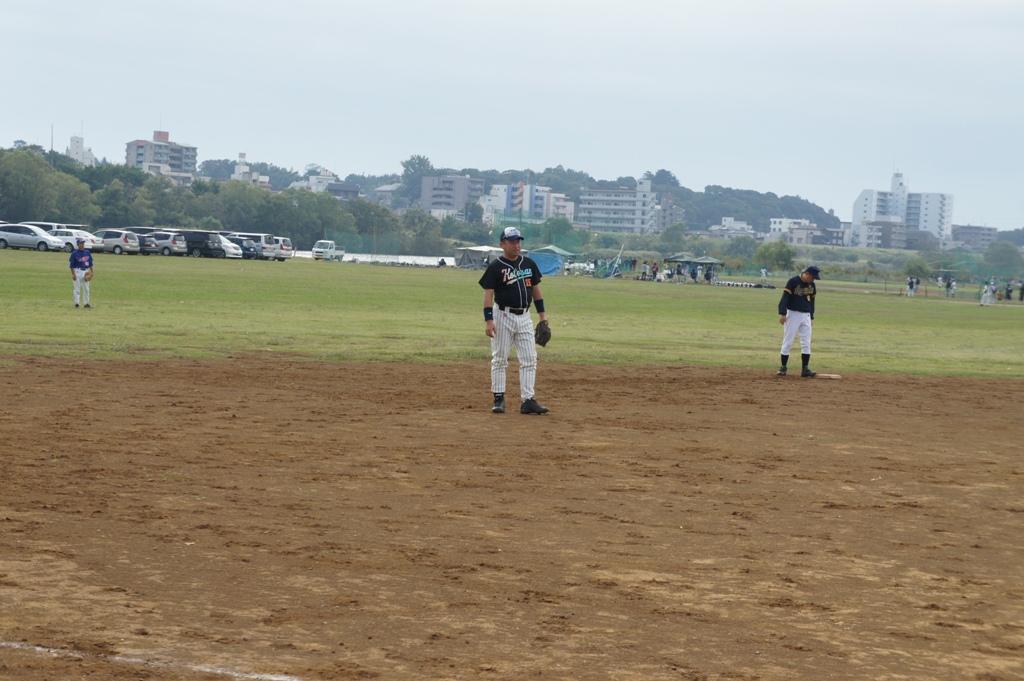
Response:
[181,231,227,258]
[138,234,161,256]
[228,236,260,260]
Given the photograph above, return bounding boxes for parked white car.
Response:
[217,234,243,259]
[0,224,66,251]
[48,228,104,252]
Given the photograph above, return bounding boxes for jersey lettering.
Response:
[502,268,534,286]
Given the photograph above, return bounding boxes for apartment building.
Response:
[852,172,953,241]
[125,131,197,185]
[421,175,485,219]
[478,183,575,225]
[577,179,658,234]
[951,224,999,252]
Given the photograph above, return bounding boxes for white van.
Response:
[227,232,277,260]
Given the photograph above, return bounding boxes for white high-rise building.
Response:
[66,136,96,167]
[852,173,953,241]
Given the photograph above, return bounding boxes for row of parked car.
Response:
[0,221,295,261]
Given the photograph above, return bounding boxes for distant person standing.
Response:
[760,267,768,285]
[69,238,94,308]
[776,266,821,378]
[980,281,997,306]
[906,276,916,297]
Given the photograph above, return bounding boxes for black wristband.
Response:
[534,299,545,314]
[484,307,493,321]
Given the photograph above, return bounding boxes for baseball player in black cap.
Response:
[776,265,820,377]
[479,227,549,414]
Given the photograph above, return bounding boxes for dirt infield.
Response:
[1,357,1022,680]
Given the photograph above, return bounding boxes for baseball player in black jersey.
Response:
[777,265,820,377]
[479,227,549,415]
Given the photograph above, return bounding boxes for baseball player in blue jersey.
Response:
[776,265,820,377]
[69,238,94,308]
[479,227,549,415]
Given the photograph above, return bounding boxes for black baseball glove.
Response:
[535,319,551,347]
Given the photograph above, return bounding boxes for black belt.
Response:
[498,305,527,315]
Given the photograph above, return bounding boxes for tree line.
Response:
[2,145,1019,274]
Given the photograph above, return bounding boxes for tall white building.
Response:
[230,153,270,187]
[852,173,953,241]
[66,136,96,167]
[577,179,658,234]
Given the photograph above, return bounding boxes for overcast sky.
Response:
[3,0,1022,228]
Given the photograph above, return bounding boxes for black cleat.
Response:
[776,366,787,376]
[492,396,505,414]
[84,304,91,308]
[801,367,816,378]
[520,398,549,415]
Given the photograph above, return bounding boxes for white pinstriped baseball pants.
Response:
[491,308,537,400]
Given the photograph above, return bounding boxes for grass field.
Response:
[1,248,1021,376]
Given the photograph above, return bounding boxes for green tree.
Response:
[402,208,445,255]
[198,216,225,232]
[466,202,484,224]
[190,178,220,196]
[72,163,148,193]
[440,214,461,238]
[984,240,1024,272]
[540,216,574,246]
[249,162,302,191]
[594,233,620,249]
[197,159,235,181]
[0,149,55,222]
[657,223,687,253]
[216,181,268,232]
[140,176,192,227]
[724,235,759,260]
[93,179,154,228]
[48,172,100,225]
[645,169,680,190]
[754,241,797,272]
[346,198,400,253]
[400,155,435,202]
[904,255,932,279]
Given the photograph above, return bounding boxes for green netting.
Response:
[325,230,402,256]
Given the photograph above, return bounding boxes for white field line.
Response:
[0,641,311,681]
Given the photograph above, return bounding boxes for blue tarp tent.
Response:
[527,251,564,276]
